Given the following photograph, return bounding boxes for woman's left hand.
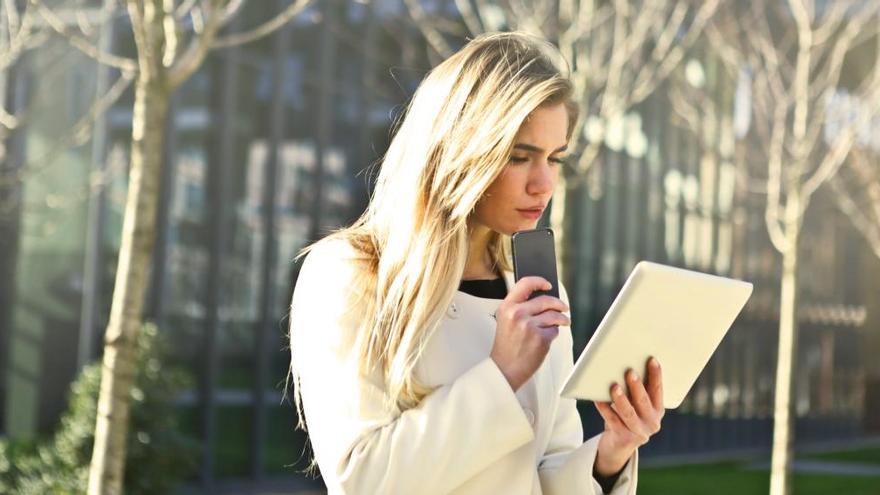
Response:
[593,356,665,477]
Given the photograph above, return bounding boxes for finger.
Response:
[536,325,559,342]
[645,356,664,411]
[625,368,655,419]
[610,383,649,441]
[520,295,570,316]
[507,276,553,303]
[594,401,625,429]
[532,310,571,328]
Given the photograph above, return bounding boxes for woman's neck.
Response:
[463,223,498,280]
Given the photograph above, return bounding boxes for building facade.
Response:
[1,0,877,490]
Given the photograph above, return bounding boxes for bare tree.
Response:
[829,147,880,419]
[29,0,313,493]
[0,0,46,431]
[1,3,142,431]
[1,0,48,193]
[406,0,719,283]
[829,149,880,259]
[707,1,880,494]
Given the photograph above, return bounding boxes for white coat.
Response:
[289,239,638,494]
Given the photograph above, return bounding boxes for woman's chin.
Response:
[506,222,539,235]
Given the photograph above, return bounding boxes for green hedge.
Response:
[0,323,199,494]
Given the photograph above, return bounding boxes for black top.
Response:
[456,276,624,493]
[458,277,507,299]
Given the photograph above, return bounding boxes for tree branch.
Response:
[669,79,708,140]
[509,0,546,36]
[0,106,22,131]
[125,0,152,70]
[217,0,246,28]
[598,0,631,121]
[800,103,879,202]
[632,0,719,103]
[811,0,849,46]
[168,0,224,89]
[631,0,720,103]
[829,176,880,259]
[811,16,879,98]
[850,150,880,229]
[162,0,178,67]
[210,0,312,49]
[454,0,484,37]
[30,0,137,72]
[175,0,199,20]
[0,69,136,188]
[404,0,454,58]
[801,32,880,200]
[787,0,813,161]
[765,103,790,253]
[0,4,48,73]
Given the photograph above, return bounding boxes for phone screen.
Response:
[512,228,559,300]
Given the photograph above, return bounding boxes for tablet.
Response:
[559,261,753,408]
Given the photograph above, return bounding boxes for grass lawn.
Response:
[803,447,880,465]
[640,457,880,495]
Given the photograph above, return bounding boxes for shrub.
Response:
[0,323,199,494]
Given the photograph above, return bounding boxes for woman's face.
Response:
[472,103,569,235]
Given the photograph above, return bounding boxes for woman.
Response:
[288,31,664,495]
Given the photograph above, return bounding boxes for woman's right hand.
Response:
[490,276,570,391]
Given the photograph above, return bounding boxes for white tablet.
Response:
[559,261,753,408]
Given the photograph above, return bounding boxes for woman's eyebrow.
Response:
[513,143,568,153]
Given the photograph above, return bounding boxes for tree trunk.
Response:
[87,67,169,495]
[769,193,802,495]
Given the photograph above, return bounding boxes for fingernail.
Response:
[612,384,622,397]
[629,370,640,382]
[650,357,660,368]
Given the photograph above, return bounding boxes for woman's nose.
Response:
[527,161,556,195]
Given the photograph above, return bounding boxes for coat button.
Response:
[523,408,536,426]
[447,302,460,319]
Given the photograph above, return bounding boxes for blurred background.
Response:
[1,0,879,494]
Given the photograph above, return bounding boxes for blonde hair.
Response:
[290,31,578,428]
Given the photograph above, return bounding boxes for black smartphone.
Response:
[511,228,559,300]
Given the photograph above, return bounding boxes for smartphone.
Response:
[511,228,559,300]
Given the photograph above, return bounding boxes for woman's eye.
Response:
[509,155,567,165]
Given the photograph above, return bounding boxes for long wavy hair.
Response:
[290,31,579,422]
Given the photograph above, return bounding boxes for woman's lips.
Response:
[517,209,543,219]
